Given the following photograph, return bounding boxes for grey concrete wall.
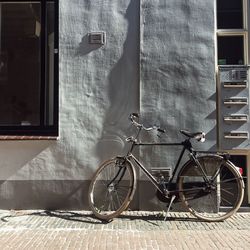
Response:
[140,0,216,146]
[0,0,140,209]
[0,0,216,210]
[139,0,216,208]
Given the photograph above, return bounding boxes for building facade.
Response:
[0,0,249,209]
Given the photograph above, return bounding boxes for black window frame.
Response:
[0,0,59,136]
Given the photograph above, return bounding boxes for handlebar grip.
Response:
[131,113,139,118]
[157,128,166,133]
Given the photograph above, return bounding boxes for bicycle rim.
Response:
[88,158,136,221]
[178,155,244,222]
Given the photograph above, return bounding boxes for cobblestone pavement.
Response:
[0,210,250,249]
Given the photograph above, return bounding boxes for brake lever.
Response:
[157,128,166,134]
[156,127,166,138]
[132,113,139,118]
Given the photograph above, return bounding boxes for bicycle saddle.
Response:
[180,130,205,142]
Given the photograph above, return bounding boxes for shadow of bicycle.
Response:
[0,210,104,224]
[0,210,208,226]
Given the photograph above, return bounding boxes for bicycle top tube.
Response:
[135,142,184,146]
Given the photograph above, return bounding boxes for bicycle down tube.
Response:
[129,142,187,189]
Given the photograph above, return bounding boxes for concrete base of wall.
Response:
[0,180,249,211]
[0,180,91,210]
[0,180,184,211]
[0,180,140,210]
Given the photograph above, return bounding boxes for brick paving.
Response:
[0,210,250,249]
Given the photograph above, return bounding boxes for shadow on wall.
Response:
[0,141,91,210]
[96,0,140,160]
[205,92,217,151]
[76,34,103,56]
[205,107,217,151]
[0,141,53,181]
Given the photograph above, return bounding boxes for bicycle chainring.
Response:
[156,184,171,203]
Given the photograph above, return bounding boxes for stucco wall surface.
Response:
[58,0,140,178]
[0,0,140,180]
[0,0,140,208]
[139,0,216,186]
[140,0,216,145]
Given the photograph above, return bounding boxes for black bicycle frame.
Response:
[127,139,196,194]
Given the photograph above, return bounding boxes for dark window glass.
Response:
[217,0,243,29]
[0,3,41,126]
[218,36,244,65]
[0,1,58,135]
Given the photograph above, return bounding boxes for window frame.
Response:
[0,0,59,137]
[216,0,249,65]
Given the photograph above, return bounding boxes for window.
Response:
[217,0,248,65]
[218,36,244,65]
[217,0,243,29]
[0,0,58,136]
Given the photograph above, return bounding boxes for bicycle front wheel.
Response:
[178,155,244,222]
[88,157,136,221]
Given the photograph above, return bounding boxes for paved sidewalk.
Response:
[0,210,250,249]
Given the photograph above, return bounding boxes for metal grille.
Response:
[220,68,248,82]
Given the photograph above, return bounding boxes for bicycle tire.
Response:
[178,155,244,222]
[88,157,136,221]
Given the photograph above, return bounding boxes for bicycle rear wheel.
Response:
[178,155,244,222]
[88,157,136,221]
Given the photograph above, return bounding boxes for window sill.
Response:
[0,135,59,141]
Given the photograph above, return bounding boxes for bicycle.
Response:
[88,113,245,222]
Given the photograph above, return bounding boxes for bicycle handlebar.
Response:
[129,113,205,143]
[129,113,166,133]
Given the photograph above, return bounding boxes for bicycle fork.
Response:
[106,157,127,188]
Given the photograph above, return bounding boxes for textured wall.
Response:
[0,0,140,209]
[138,0,216,208]
[139,0,216,170]
[59,0,140,173]
[140,0,216,146]
[0,0,216,210]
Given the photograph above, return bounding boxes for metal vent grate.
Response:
[238,70,247,80]
[220,68,248,81]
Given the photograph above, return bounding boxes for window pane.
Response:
[217,0,243,29]
[218,36,244,65]
[0,3,41,125]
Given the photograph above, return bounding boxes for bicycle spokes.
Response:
[178,156,244,221]
[89,158,135,220]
